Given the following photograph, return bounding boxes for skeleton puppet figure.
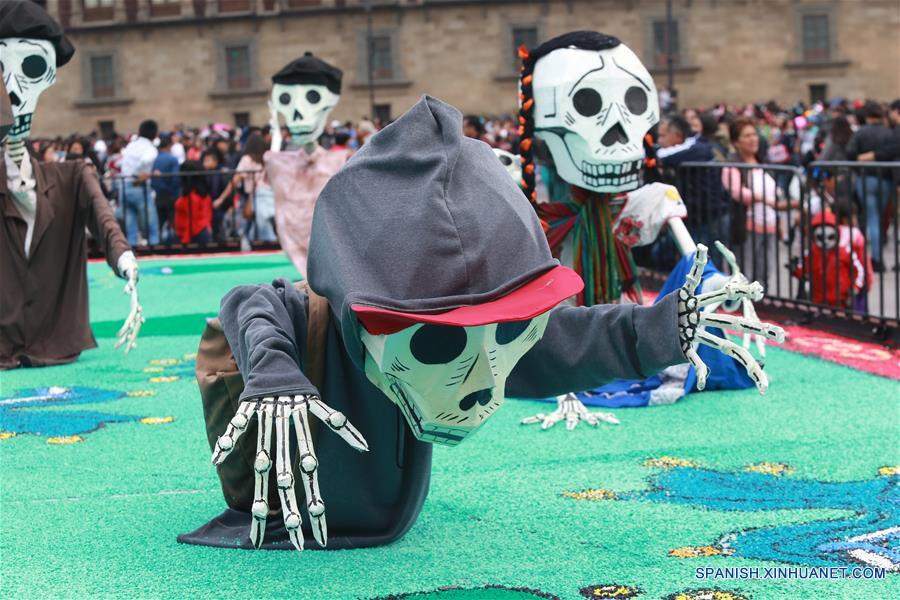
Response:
[0,1,142,369]
[179,96,782,554]
[263,53,348,276]
[516,32,772,426]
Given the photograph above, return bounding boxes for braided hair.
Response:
[517,31,622,204]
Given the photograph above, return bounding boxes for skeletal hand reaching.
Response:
[211,394,368,551]
[521,393,619,431]
[114,252,142,354]
[678,244,785,394]
[712,241,769,365]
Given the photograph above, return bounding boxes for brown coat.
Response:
[0,157,131,369]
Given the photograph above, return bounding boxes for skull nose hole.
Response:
[9,92,21,107]
[293,109,303,121]
[601,122,628,147]
[458,388,493,411]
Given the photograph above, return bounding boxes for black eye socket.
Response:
[572,88,603,117]
[22,55,48,79]
[410,324,467,364]
[495,319,532,345]
[625,86,648,115]
[498,154,512,166]
[305,90,321,104]
[278,92,291,105]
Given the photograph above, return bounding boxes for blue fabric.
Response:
[151,151,181,197]
[576,254,755,407]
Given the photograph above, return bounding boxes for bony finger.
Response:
[599,413,620,425]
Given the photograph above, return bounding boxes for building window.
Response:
[367,35,394,81]
[224,45,252,90]
[233,112,250,129]
[511,26,539,72]
[218,0,251,13]
[802,14,830,62]
[99,120,116,139]
[286,0,323,7]
[82,0,114,21]
[809,84,828,104]
[150,0,181,17]
[89,55,115,99]
[374,103,392,124]
[651,19,680,68]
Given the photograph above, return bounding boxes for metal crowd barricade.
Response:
[665,161,899,328]
[96,168,278,255]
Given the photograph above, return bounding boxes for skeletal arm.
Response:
[507,294,686,398]
[78,163,142,352]
[214,280,368,551]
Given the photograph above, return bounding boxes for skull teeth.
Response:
[579,159,642,188]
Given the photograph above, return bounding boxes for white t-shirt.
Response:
[120,136,158,178]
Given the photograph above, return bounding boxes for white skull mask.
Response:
[0,38,56,142]
[360,313,550,446]
[493,148,522,184]
[813,224,839,251]
[271,82,338,146]
[532,43,658,193]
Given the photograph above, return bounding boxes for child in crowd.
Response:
[174,160,213,244]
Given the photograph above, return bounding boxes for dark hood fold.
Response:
[307,95,558,367]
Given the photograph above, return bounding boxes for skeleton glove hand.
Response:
[211,394,369,551]
[678,244,785,394]
[114,251,143,354]
[712,241,769,365]
[521,393,619,431]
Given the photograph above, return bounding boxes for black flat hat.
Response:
[271,52,342,94]
[0,0,75,67]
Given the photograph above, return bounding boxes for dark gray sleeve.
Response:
[845,132,860,160]
[507,292,686,398]
[219,278,319,402]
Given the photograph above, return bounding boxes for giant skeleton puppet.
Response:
[515,32,774,422]
[265,52,348,276]
[0,1,142,369]
[178,96,784,553]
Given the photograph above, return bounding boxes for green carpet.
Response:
[1,254,897,600]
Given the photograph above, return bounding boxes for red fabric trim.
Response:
[353,265,583,334]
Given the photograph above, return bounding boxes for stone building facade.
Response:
[29,0,900,136]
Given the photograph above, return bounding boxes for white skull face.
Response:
[0,38,56,142]
[532,43,658,193]
[813,224,839,251]
[493,148,522,183]
[360,313,550,446]
[271,82,338,146]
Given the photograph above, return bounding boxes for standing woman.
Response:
[820,115,854,204]
[224,132,277,242]
[721,117,780,286]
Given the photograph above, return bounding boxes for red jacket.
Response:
[174,191,212,244]
[794,212,873,306]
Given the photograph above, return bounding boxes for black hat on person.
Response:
[271,52,342,94]
[0,0,75,67]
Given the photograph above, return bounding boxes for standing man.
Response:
[656,114,730,254]
[847,102,895,272]
[151,133,181,243]
[120,120,160,246]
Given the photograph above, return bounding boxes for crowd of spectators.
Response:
[29,118,380,245]
[29,95,900,309]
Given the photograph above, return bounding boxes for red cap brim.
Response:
[352,265,584,335]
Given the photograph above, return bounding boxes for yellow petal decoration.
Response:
[47,436,84,444]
